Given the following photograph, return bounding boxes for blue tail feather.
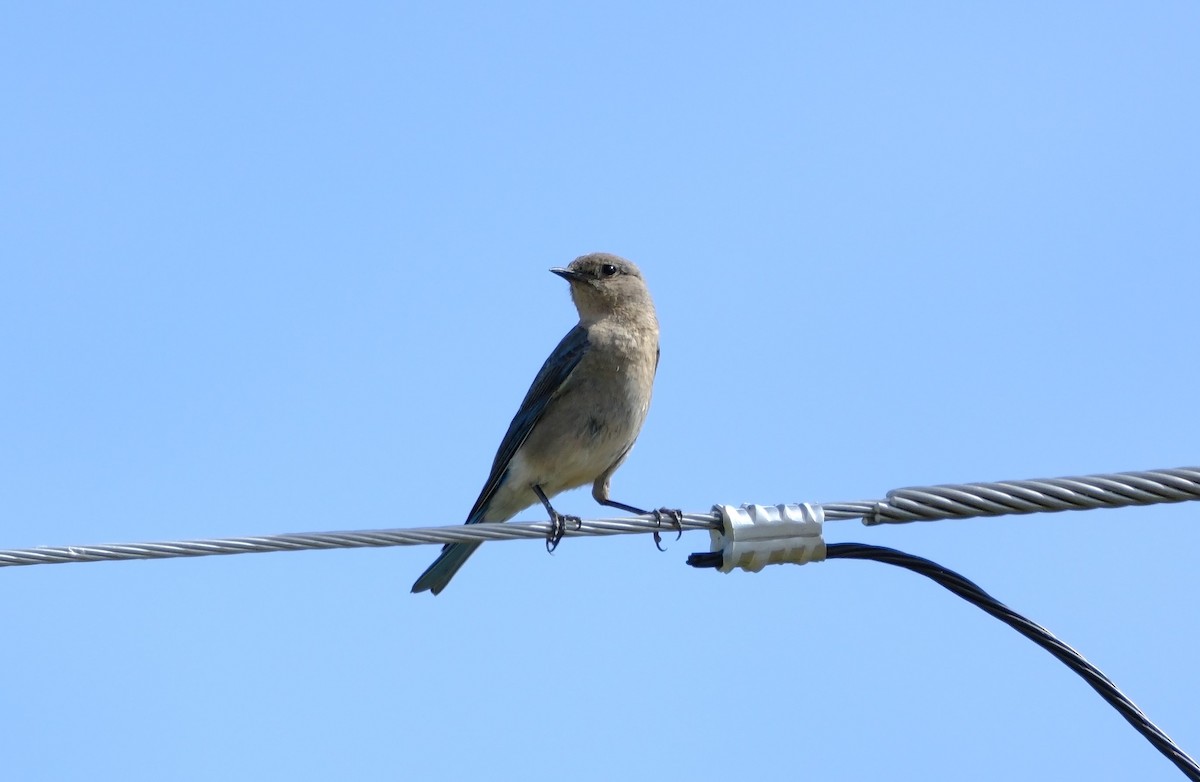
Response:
[411,542,482,595]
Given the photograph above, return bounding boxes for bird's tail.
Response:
[411,542,482,595]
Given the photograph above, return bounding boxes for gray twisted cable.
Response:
[0,466,1195,569]
[0,514,722,568]
[860,466,1200,525]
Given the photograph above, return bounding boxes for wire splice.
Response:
[703,503,826,573]
[3,467,1194,777]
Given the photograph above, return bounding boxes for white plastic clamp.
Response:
[710,503,826,573]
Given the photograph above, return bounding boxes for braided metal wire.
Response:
[0,467,1195,568]
[0,514,722,568]
[862,467,1200,525]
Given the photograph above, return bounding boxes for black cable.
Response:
[823,543,1200,781]
[687,545,1198,779]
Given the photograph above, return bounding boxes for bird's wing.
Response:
[464,324,590,524]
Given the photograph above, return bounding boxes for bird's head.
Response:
[551,253,654,323]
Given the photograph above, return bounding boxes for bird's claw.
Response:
[650,508,684,551]
[546,513,582,553]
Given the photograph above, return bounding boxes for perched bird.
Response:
[412,252,672,595]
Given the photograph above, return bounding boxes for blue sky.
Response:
[3,3,1198,780]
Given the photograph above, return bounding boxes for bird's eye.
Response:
[599,264,619,277]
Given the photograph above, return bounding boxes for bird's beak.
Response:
[550,267,583,283]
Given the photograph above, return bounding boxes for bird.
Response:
[411,252,674,595]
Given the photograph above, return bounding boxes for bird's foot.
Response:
[650,508,685,552]
[546,512,582,553]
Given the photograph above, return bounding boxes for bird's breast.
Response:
[513,324,657,494]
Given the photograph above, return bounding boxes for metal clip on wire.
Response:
[692,503,826,573]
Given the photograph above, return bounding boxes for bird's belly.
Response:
[481,332,657,523]
[520,399,642,491]
[485,383,649,520]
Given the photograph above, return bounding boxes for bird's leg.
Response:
[597,499,684,551]
[534,485,580,553]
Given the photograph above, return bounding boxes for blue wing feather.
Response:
[411,324,590,594]
[465,324,590,524]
